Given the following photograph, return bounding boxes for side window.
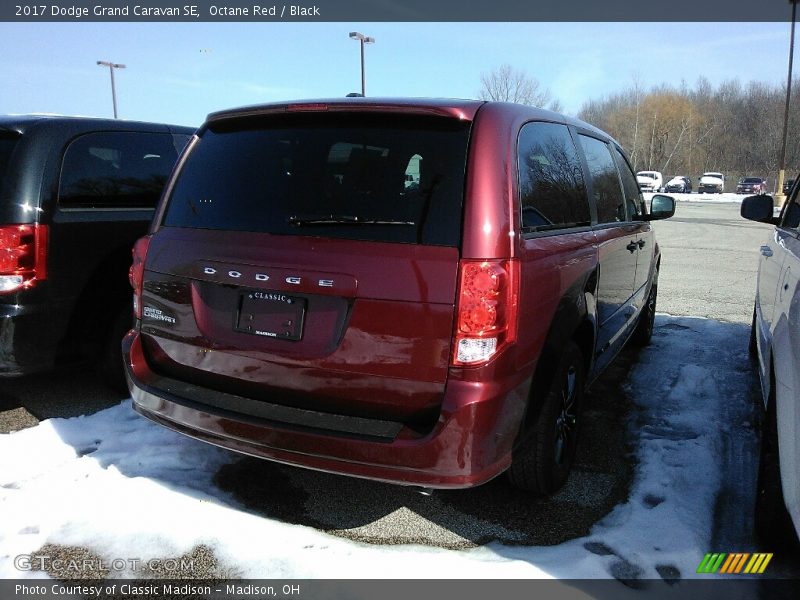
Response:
[613,147,643,219]
[783,182,800,230]
[59,131,188,209]
[517,122,589,232]
[578,134,625,224]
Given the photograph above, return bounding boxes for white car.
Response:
[742,189,800,548]
[636,170,663,193]
[698,172,725,194]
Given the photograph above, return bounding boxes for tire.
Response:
[507,342,585,495]
[98,304,133,395]
[755,381,799,549]
[631,281,657,346]
[749,305,758,357]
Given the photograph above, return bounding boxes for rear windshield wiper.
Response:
[287,215,415,226]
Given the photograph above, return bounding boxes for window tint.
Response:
[613,147,643,219]
[162,114,471,247]
[59,131,189,209]
[517,122,589,232]
[578,135,625,224]
[0,135,19,195]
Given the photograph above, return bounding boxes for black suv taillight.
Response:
[129,235,151,319]
[0,224,47,294]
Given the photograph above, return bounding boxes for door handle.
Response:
[627,241,638,253]
[760,245,773,258]
[637,239,646,249]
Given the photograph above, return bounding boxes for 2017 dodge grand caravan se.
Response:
[123,99,675,493]
[0,115,192,387]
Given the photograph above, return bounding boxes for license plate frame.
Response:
[235,291,306,341]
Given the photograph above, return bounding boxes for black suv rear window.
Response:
[162,113,471,246]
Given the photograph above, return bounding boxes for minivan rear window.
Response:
[162,113,472,247]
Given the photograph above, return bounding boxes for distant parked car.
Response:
[784,177,796,195]
[0,115,193,389]
[737,177,767,195]
[664,176,692,193]
[636,170,663,192]
[698,172,725,194]
[742,189,800,549]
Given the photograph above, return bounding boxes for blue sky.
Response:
[1,22,794,127]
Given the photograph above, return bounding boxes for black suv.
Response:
[0,115,192,387]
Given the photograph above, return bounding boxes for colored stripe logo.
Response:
[697,553,773,574]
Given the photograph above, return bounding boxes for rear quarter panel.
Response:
[464,104,601,380]
[516,231,597,374]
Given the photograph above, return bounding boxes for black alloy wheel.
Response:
[507,342,585,495]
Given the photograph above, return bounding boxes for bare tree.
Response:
[577,76,799,186]
[479,64,561,111]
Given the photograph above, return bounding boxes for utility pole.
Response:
[777,0,797,205]
[96,60,126,119]
[349,32,375,96]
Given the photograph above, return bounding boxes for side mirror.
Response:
[741,195,777,224]
[647,194,676,220]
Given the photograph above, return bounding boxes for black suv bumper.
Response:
[0,302,66,376]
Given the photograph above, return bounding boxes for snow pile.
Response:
[0,315,755,581]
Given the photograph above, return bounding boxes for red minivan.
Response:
[124,98,674,494]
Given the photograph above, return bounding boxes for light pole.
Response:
[777,0,797,204]
[96,60,126,119]
[349,31,375,96]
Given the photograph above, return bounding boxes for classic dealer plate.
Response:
[235,291,306,341]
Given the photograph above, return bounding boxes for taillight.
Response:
[0,224,47,294]
[129,235,152,319]
[452,259,519,366]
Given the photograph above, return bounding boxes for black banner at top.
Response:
[1,0,797,22]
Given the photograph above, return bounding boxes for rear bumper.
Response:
[0,301,65,376]
[123,330,532,488]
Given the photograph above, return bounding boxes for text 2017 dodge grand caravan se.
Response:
[123,99,675,493]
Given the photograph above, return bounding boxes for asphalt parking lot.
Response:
[0,200,787,556]
[651,201,772,324]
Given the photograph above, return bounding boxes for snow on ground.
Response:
[0,315,756,582]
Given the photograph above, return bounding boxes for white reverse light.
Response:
[456,337,498,364]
